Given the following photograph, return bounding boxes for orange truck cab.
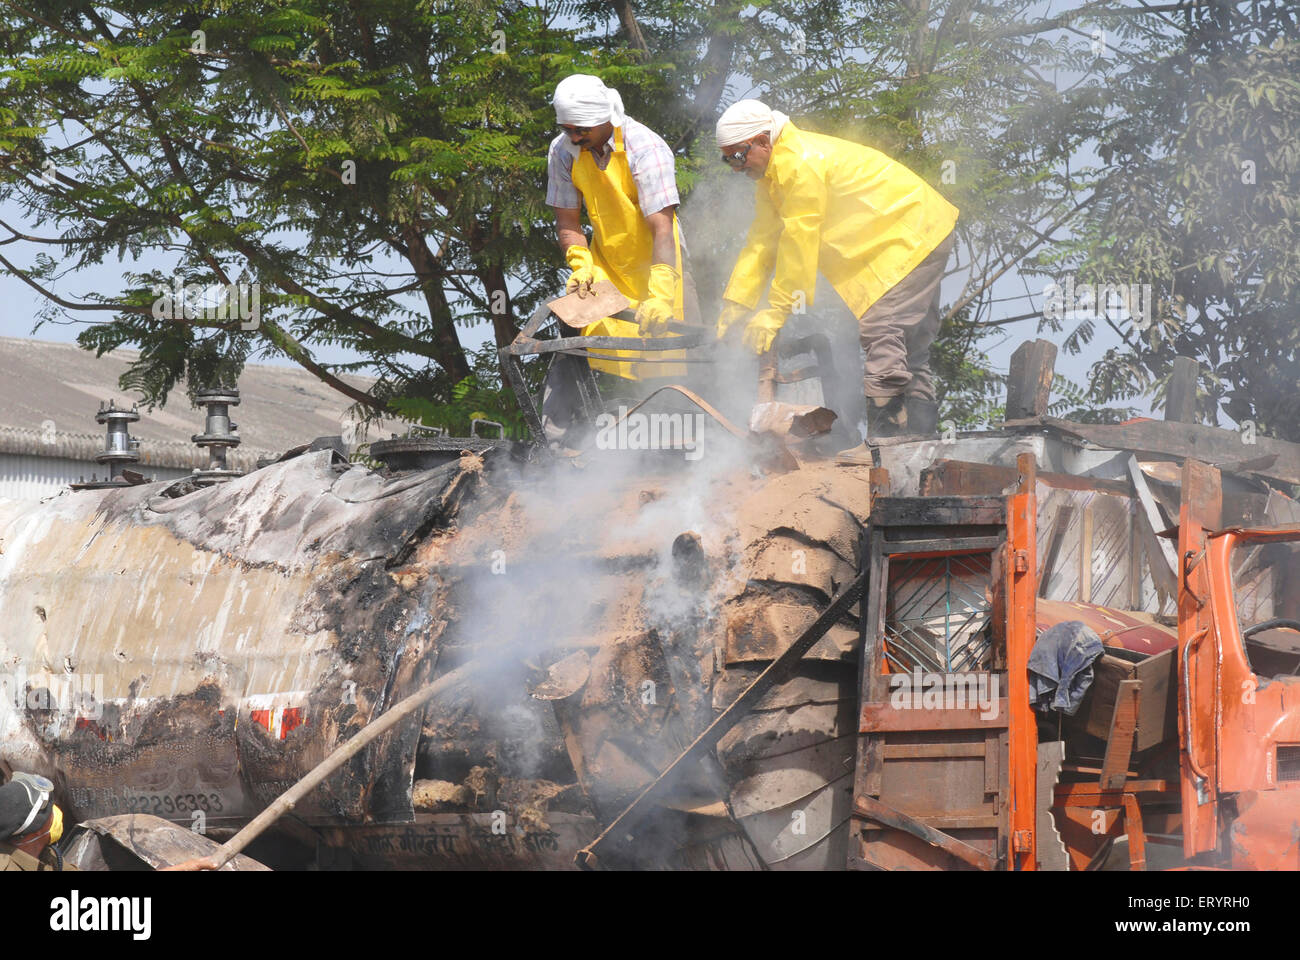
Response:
[1178,460,1300,868]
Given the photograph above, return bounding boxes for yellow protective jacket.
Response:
[723,122,958,318]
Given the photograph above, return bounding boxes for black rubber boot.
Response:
[866,394,907,439]
[905,397,939,437]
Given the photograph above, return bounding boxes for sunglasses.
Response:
[720,142,754,166]
[560,124,596,136]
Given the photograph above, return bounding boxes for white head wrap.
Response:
[554,74,626,127]
[715,99,789,148]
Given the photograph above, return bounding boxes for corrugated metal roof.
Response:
[0,451,194,500]
[0,336,391,469]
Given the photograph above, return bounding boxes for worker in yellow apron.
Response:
[543,74,696,446]
[714,99,959,450]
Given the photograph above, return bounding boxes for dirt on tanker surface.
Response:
[0,441,876,870]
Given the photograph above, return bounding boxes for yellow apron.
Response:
[572,126,686,380]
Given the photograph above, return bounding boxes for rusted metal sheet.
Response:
[724,601,858,664]
[0,452,480,828]
[62,813,270,871]
[736,773,853,868]
[1003,416,1300,486]
[1036,599,1177,655]
[318,812,599,870]
[1229,789,1300,870]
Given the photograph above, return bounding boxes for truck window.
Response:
[1232,539,1300,678]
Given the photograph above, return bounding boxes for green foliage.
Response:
[387,343,533,439]
[2,0,1297,445]
[0,0,630,421]
[930,305,1005,429]
[1051,8,1300,439]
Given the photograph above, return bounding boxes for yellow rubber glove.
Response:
[742,308,786,355]
[635,263,678,336]
[716,300,750,340]
[565,244,596,297]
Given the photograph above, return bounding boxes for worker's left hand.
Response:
[635,263,679,336]
[742,308,786,355]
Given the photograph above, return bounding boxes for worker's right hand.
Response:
[742,308,787,355]
[565,245,596,297]
[636,263,679,336]
[716,300,750,340]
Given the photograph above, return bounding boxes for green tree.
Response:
[1062,2,1300,439]
[0,1,659,417]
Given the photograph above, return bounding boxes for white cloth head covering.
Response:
[716,99,789,148]
[554,74,626,127]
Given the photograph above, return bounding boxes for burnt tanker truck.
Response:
[3,337,1300,870]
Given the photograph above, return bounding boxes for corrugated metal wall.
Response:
[0,453,195,500]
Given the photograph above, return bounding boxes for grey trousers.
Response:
[859,231,955,402]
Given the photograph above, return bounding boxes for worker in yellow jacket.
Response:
[714,99,958,450]
[542,74,698,448]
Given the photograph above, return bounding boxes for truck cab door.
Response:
[1177,459,1221,857]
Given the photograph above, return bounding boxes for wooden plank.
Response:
[1123,793,1147,871]
[922,459,1131,496]
[872,496,1007,527]
[1165,357,1200,424]
[861,700,1009,732]
[1053,779,1174,800]
[853,794,998,870]
[1005,339,1058,420]
[855,531,889,802]
[1038,502,1074,597]
[1001,416,1300,486]
[883,536,1003,555]
[1128,503,1143,609]
[984,732,1000,795]
[1127,455,1179,593]
[1079,502,1094,602]
[1183,458,1224,530]
[1037,740,1070,870]
[860,814,1001,830]
[883,742,987,759]
[1070,648,1176,752]
[1100,679,1142,790]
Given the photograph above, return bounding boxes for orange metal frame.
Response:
[1177,459,1221,857]
[1006,453,1039,869]
[1175,460,1300,867]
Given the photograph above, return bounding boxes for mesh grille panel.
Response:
[884,553,993,673]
